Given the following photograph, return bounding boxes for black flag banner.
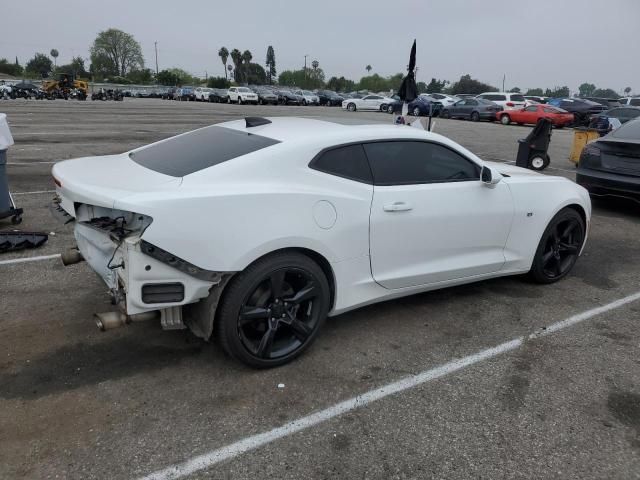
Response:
[396,39,417,103]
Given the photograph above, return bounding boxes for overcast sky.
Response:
[2,0,638,94]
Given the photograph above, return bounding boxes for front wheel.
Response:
[347,102,356,112]
[528,208,585,284]
[470,111,480,122]
[441,110,450,119]
[500,114,511,125]
[216,252,331,368]
[412,107,421,117]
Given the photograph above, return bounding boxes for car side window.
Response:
[310,144,373,184]
[525,106,538,112]
[363,141,480,186]
[466,100,478,106]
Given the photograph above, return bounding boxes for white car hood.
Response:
[484,161,544,178]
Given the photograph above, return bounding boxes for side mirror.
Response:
[481,166,501,188]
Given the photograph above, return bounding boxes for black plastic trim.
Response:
[140,240,223,282]
[141,283,184,304]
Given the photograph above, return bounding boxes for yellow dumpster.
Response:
[569,128,600,164]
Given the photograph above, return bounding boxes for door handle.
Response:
[383,201,413,212]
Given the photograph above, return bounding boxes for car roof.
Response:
[219,117,446,145]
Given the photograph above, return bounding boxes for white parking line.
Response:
[138,290,640,480]
[0,253,61,266]
[12,189,55,196]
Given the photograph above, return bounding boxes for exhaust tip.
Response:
[94,312,127,331]
[61,248,84,266]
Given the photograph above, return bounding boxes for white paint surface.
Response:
[0,253,61,266]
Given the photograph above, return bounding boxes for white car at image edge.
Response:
[52,117,591,368]
[342,94,396,112]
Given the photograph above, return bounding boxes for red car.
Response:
[496,104,574,127]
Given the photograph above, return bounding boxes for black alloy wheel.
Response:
[216,252,330,368]
[529,208,585,283]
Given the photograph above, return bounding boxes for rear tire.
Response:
[441,110,450,119]
[216,252,330,368]
[470,111,480,122]
[528,208,585,284]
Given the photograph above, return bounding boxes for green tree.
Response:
[326,76,355,92]
[509,87,521,93]
[127,68,155,84]
[425,78,447,94]
[90,28,144,77]
[417,81,427,94]
[156,68,198,86]
[448,74,496,95]
[0,58,23,77]
[244,63,267,84]
[624,86,631,96]
[50,49,59,67]
[56,56,90,78]
[578,82,596,97]
[525,88,544,96]
[312,60,319,71]
[242,50,252,64]
[592,88,619,99]
[218,47,229,80]
[366,64,372,73]
[207,76,230,88]
[25,53,53,78]
[278,67,325,89]
[265,46,276,84]
[544,86,570,98]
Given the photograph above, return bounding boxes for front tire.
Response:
[412,107,421,117]
[528,208,585,284]
[500,114,511,125]
[470,111,480,122]
[347,102,356,112]
[216,252,331,368]
[441,109,450,119]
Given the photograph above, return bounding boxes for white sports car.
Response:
[342,95,396,112]
[52,117,591,368]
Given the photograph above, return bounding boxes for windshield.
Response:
[238,87,251,93]
[303,90,313,95]
[609,118,640,140]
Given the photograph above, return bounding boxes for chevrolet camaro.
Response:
[52,117,591,368]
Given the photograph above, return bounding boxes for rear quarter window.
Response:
[510,94,525,102]
[310,144,372,184]
[130,126,280,177]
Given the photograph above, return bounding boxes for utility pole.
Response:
[502,74,505,92]
[304,54,308,82]
[154,41,159,76]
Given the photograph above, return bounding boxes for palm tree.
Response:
[624,86,632,96]
[230,49,243,82]
[50,49,59,68]
[366,64,372,73]
[218,47,229,80]
[312,60,319,70]
[242,50,253,65]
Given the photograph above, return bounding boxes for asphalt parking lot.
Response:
[1,99,639,480]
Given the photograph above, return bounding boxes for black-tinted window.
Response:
[311,144,372,183]
[510,94,525,102]
[484,94,506,101]
[130,126,280,177]
[630,99,640,107]
[465,100,478,106]
[525,106,538,112]
[363,141,480,186]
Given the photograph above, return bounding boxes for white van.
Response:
[476,92,526,110]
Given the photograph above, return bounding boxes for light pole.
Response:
[304,54,308,84]
[154,41,159,77]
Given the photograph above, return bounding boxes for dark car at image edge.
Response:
[576,118,640,202]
